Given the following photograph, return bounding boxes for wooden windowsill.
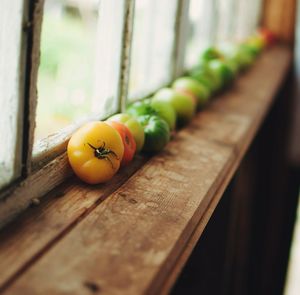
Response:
[0,46,292,295]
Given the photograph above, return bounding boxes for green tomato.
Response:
[243,38,263,57]
[240,42,260,59]
[221,44,255,70]
[199,47,223,62]
[150,100,176,131]
[172,77,211,108]
[153,88,196,126]
[107,113,145,152]
[207,60,235,87]
[190,64,223,93]
[226,58,240,76]
[126,99,176,131]
[234,44,255,70]
[137,115,170,153]
[126,100,156,118]
[238,45,256,68]
[189,69,215,93]
[246,34,265,52]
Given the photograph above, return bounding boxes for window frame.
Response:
[0,0,194,225]
[0,0,264,227]
[0,0,33,190]
[32,0,136,169]
[31,0,193,167]
[128,0,189,101]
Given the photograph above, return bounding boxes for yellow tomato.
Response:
[67,121,124,184]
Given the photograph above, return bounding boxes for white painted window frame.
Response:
[0,0,29,190]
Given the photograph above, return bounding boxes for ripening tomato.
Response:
[258,28,277,47]
[106,121,136,166]
[67,121,124,184]
[107,113,145,152]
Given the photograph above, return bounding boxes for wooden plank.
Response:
[2,129,236,295]
[143,45,293,295]
[0,154,149,290]
[0,153,72,228]
[0,46,291,295]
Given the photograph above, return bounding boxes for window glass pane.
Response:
[128,0,178,100]
[235,0,262,40]
[35,0,123,142]
[251,0,263,32]
[217,0,237,43]
[0,1,25,188]
[184,0,217,69]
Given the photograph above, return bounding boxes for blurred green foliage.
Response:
[36,10,96,139]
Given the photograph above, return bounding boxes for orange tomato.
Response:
[106,121,136,166]
[67,121,124,184]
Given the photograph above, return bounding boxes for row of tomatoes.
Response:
[67,29,276,185]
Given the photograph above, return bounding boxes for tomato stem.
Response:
[87,142,119,169]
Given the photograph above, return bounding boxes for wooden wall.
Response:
[262,0,297,43]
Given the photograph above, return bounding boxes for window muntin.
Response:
[0,1,26,189]
[128,0,179,100]
[0,0,265,192]
[33,0,132,160]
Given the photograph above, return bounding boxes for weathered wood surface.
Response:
[0,46,291,295]
[0,154,148,291]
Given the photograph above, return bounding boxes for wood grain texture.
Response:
[0,153,72,228]
[262,0,296,43]
[0,154,148,290]
[0,46,292,295]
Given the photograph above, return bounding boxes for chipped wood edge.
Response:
[24,0,45,174]
[0,153,72,228]
[13,1,30,184]
[31,112,112,170]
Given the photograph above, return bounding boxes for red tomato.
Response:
[106,121,136,166]
[259,28,277,46]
